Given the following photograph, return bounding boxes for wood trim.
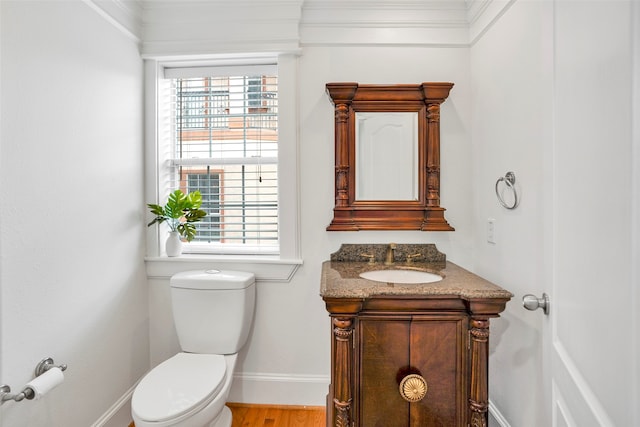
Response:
[469,317,491,427]
[325,82,455,232]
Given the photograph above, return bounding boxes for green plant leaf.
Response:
[178,223,198,242]
[186,191,203,209]
[148,189,206,237]
[147,204,166,216]
[147,217,165,227]
[185,208,207,223]
[167,189,188,215]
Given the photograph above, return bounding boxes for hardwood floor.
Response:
[228,403,326,427]
[130,403,326,427]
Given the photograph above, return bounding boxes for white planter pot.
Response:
[165,231,183,257]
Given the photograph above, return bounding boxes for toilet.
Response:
[131,269,256,427]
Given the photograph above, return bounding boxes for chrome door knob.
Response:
[522,293,549,315]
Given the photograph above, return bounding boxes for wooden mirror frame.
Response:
[326,82,455,231]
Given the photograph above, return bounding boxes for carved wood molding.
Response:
[469,317,490,427]
[332,317,355,427]
[326,82,454,231]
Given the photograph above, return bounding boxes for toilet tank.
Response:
[170,269,256,355]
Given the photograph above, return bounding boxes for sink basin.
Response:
[359,269,443,284]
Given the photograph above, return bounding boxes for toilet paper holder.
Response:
[0,357,67,404]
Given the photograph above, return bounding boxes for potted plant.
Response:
[147,189,207,256]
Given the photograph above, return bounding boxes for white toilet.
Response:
[131,269,256,427]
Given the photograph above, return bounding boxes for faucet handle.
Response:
[360,253,376,264]
[406,253,423,264]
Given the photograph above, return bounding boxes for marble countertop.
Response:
[320,260,513,300]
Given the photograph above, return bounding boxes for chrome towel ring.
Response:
[495,171,519,209]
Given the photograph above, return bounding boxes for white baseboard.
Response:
[488,398,512,427]
[91,383,137,427]
[229,372,330,407]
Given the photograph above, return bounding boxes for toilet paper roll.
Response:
[25,367,64,399]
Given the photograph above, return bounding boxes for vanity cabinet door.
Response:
[409,316,468,426]
[360,318,411,426]
[359,315,468,427]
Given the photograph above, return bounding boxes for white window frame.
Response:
[168,71,279,254]
[144,54,302,281]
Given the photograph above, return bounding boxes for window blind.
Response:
[165,70,279,254]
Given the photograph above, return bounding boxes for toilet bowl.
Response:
[132,353,237,427]
[131,270,255,427]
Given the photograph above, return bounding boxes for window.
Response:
[151,61,286,255]
[146,55,300,282]
[184,171,221,241]
[145,55,299,265]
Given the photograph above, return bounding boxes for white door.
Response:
[546,1,638,426]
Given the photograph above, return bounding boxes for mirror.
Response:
[326,82,454,231]
[356,112,418,201]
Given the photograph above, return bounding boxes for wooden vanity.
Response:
[320,244,512,427]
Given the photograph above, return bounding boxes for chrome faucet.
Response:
[384,243,397,265]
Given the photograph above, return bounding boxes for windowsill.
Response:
[144,254,303,282]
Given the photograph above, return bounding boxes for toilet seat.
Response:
[132,352,227,423]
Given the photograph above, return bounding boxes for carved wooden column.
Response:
[326,83,358,231]
[468,317,490,427]
[334,104,350,208]
[332,316,355,427]
[420,82,454,231]
[426,102,441,207]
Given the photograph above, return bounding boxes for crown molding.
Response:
[83,0,143,42]
[83,0,515,53]
[141,39,303,60]
[300,0,519,46]
[467,0,492,26]
[467,0,517,45]
[302,0,467,10]
[301,0,470,46]
[141,0,303,57]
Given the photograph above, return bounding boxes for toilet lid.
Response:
[132,353,226,422]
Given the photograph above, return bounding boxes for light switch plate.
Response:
[487,218,496,244]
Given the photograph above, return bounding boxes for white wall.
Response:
[470,1,553,425]
[0,2,147,426]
